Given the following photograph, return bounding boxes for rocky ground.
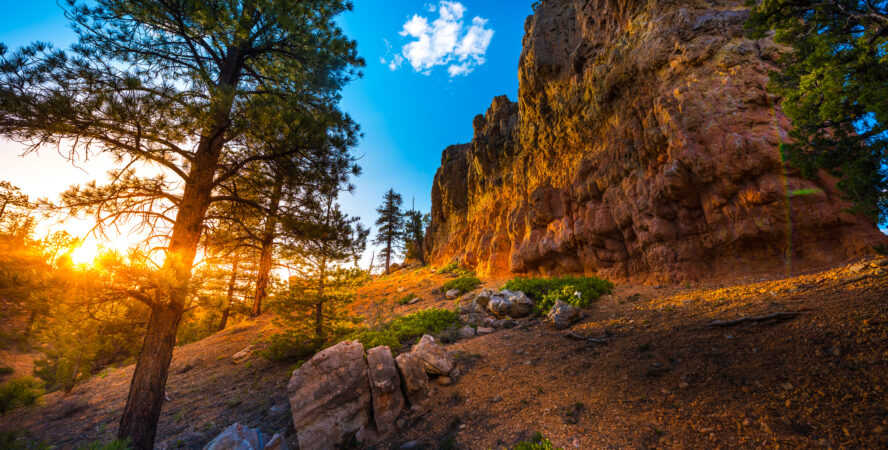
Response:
[2,258,887,448]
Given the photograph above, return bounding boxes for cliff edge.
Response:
[425,0,887,282]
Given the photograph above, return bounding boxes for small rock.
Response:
[831,346,841,356]
[491,395,502,403]
[408,297,421,305]
[782,382,794,391]
[678,382,689,389]
[435,376,452,386]
[476,327,495,335]
[399,441,420,450]
[458,326,476,339]
[546,300,586,329]
[263,433,287,450]
[487,290,535,318]
[231,346,254,364]
[849,262,868,273]
[412,335,454,376]
[873,426,884,434]
[204,423,267,450]
[445,289,461,300]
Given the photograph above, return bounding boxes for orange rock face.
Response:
[424,0,887,283]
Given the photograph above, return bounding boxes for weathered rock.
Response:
[204,423,266,450]
[287,341,371,450]
[395,352,429,405]
[366,346,405,435]
[423,0,888,283]
[458,325,476,339]
[435,376,452,386]
[231,346,253,364]
[486,290,534,318]
[445,289,461,300]
[477,327,495,335]
[473,289,494,308]
[263,433,287,450]
[547,300,586,329]
[412,335,454,376]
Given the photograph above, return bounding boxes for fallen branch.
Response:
[564,331,609,344]
[707,311,805,327]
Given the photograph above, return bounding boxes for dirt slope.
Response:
[2,259,887,449]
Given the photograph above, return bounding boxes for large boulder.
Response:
[203,423,267,450]
[486,289,534,318]
[412,335,454,376]
[394,352,429,405]
[366,346,405,435]
[547,300,586,329]
[287,341,371,450]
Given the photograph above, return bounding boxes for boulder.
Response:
[445,289,461,300]
[547,300,586,329]
[473,289,495,309]
[366,346,405,435]
[487,290,534,318]
[412,334,454,376]
[287,341,371,450]
[458,325,476,339]
[395,352,429,405]
[204,423,267,450]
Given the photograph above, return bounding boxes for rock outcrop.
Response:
[287,341,371,450]
[424,0,887,283]
[366,346,405,434]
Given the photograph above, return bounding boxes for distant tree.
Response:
[0,0,362,446]
[373,189,404,274]
[403,201,430,265]
[747,0,888,222]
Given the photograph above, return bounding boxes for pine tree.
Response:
[747,0,888,222]
[404,201,430,265]
[0,1,362,446]
[373,189,405,274]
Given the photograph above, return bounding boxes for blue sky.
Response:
[0,0,535,263]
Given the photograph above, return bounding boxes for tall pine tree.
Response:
[0,1,361,446]
[373,189,404,274]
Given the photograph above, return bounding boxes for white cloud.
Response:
[382,1,494,77]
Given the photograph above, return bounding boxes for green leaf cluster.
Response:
[746,0,888,222]
[347,308,459,351]
[503,276,614,314]
[0,377,43,415]
[513,432,562,450]
[442,275,482,294]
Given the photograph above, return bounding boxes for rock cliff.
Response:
[425,0,887,282]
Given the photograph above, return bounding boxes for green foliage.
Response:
[348,309,460,351]
[442,275,482,294]
[513,432,562,450]
[404,208,430,264]
[746,0,888,222]
[398,293,417,305]
[0,432,52,450]
[76,439,131,450]
[0,377,44,414]
[503,276,614,315]
[436,261,460,274]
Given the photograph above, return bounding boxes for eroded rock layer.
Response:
[425,0,887,283]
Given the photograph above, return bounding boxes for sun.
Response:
[70,241,101,266]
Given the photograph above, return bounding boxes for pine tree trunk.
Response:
[251,172,285,317]
[385,235,392,274]
[117,44,243,447]
[22,309,38,343]
[117,301,184,447]
[218,257,239,331]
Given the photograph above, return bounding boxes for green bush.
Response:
[0,377,44,415]
[513,432,562,450]
[442,275,482,294]
[348,309,459,351]
[436,261,460,274]
[261,334,322,362]
[502,276,614,315]
[0,431,52,450]
[397,293,416,305]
